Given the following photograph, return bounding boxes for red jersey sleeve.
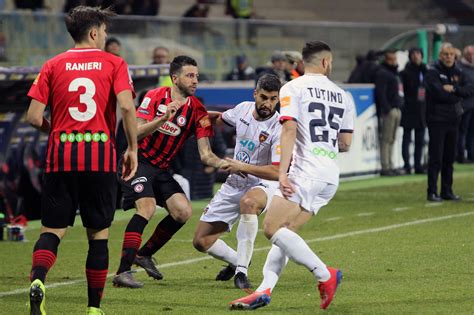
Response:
[113,58,135,98]
[136,90,157,121]
[194,99,214,139]
[27,61,51,105]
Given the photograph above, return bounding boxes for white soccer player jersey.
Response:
[279,73,355,185]
[221,101,281,189]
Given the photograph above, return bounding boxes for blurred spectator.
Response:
[425,44,474,201]
[355,50,382,84]
[400,48,427,174]
[457,45,474,163]
[347,54,366,83]
[181,1,210,38]
[151,46,172,87]
[256,51,291,85]
[183,2,209,18]
[64,0,114,13]
[375,50,403,176]
[284,50,304,79]
[226,0,256,46]
[105,37,121,56]
[225,54,256,81]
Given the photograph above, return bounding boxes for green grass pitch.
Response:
[1,165,473,314]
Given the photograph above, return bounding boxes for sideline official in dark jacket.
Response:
[425,45,474,202]
[400,48,427,174]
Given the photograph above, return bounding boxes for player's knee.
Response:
[136,203,156,220]
[172,207,192,223]
[192,236,209,252]
[240,197,259,215]
[262,222,277,240]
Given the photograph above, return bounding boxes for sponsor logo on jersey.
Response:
[280,96,291,108]
[199,116,211,128]
[236,151,251,163]
[140,97,151,109]
[311,147,337,159]
[131,176,148,185]
[158,121,181,136]
[177,115,187,127]
[33,73,40,85]
[259,131,269,143]
[138,109,150,115]
[276,144,281,155]
[239,118,249,126]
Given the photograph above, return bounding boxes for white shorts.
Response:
[274,174,338,215]
[200,180,278,230]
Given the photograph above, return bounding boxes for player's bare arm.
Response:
[137,101,181,140]
[279,120,297,198]
[338,133,353,152]
[207,110,224,126]
[197,137,228,169]
[26,99,50,132]
[117,90,138,181]
[223,157,279,180]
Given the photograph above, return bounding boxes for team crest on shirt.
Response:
[259,131,269,143]
[158,121,181,136]
[177,115,187,127]
[134,183,144,193]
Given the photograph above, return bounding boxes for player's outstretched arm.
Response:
[117,90,138,181]
[207,110,223,126]
[197,137,228,169]
[136,101,181,140]
[223,158,279,180]
[338,133,352,152]
[26,99,50,133]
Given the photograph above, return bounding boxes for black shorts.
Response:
[119,157,184,210]
[41,172,117,229]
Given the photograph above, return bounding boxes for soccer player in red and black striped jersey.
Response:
[112,56,228,288]
[26,6,138,315]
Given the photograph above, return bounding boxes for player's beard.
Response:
[177,81,196,97]
[255,103,273,119]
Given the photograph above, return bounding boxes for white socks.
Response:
[257,245,289,292]
[271,227,330,282]
[206,239,238,266]
[235,214,259,275]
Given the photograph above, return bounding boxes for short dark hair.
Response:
[106,37,121,47]
[170,56,198,77]
[256,74,281,92]
[384,49,397,56]
[65,6,115,43]
[302,41,332,63]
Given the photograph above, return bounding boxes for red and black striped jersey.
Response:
[137,87,213,169]
[28,48,135,173]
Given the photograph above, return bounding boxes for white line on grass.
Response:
[325,217,342,221]
[2,211,474,298]
[356,212,374,217]
[392,207,411,212]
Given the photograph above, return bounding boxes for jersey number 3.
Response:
[309,102,344,146]
[68,77,97,122]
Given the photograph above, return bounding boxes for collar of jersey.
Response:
[67,48,101,52]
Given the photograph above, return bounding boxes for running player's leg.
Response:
[263,195,330,283]
[29,172,75,314]
[193,183,243,278]
[80,172,117,311]
[231,186,268,289]
[193,220,235,263]
[115,160,157,277]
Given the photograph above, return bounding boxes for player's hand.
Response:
[163,100,183,120]
[279,173,295,198]
[443,84,454,93]
[121,148,138,181]
[222,157,247,178]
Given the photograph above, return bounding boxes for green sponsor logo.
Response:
[67,133,75,143]
[100,133,109,143]
[84,133,92,142]
[75,133,84,142]
[60,133,67,143]
[92,133,101,142]
[311,147,337,160]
